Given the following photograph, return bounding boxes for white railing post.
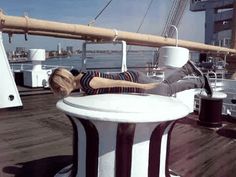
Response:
[121,40,127,72]
[81,42,87,72]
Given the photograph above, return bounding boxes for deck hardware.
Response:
[170,25,179,47]
[198,92,227,128]
[8,33,12,43]
[113,29,118,41]
[24,32,28,41]
[24,14,29,41]
[232,99,236,104]
[8,95,14,101]
[88,20,95,26]
[223,52,229,67]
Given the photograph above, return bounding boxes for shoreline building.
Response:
[57,42,62,55]
[190,0,236,48]
[190,0,236,74]
[66,46,73,54]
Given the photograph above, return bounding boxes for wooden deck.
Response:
[0,91,236,177]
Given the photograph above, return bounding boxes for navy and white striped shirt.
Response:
[80,71,143,95]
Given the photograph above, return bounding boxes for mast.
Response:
[0,11,236,54]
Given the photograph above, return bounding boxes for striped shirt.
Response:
[80,70,143,95]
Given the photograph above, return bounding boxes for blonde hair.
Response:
[48,68,75,97]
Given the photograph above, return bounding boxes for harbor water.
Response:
[10,51,154,72]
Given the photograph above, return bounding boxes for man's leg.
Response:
[137,71,161,84]
[147,77,204,96]
[164,60,203,84]
[164,67,188,84]
[137,60,202,84]
[168,77,204,95]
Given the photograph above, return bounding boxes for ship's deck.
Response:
[0,90,236,177]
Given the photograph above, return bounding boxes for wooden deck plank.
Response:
[0,93,73,177]
[1,93,236,177]
[169,116,236,177]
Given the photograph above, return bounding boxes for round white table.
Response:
[55,93,191,177]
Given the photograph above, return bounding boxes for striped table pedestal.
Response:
[56,93,191,177]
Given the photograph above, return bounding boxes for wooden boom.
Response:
[0,11,236,54]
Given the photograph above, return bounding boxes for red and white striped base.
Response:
[55,116,179,177]
[56,94,190,177]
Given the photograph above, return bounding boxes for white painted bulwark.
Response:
[56,94,190,177]
[0,32,22,109]
[158,46,189,68]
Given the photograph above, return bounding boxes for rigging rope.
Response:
[88,0,113,26]
[128,0,155,52]
[136,0,155,33]
[161,0,178,36]
[161,0,189,37]
[172,0,189,31]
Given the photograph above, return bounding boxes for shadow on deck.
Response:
[3,156,72,177]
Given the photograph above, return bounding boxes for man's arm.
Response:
[89,77,158,90]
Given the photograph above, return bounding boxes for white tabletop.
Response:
[56,93,191,123]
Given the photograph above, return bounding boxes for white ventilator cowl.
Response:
[28,49,45,71]
[158,46,189,68]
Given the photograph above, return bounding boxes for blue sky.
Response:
[1,0,205,51]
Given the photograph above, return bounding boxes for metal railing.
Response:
[10,63,74,71]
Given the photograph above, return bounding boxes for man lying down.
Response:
[48,60,213,98]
